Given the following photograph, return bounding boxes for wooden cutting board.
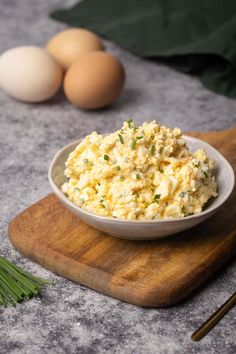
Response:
[8,128,236,307]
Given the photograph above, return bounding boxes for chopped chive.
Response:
[126,119,138,130]
[120,176,125,181]
[131,135,143,150]
[151,145,156,155]
[116,166,121,171]
[154,194,161,202]
[151,135,155,140]
[100,197,105,208]
[136,173,141,180]
[104,154,109,161]
[194,162,201,168]
[203,171,208,178]
[159,169,164,173]
[130,139,136,150]
[127,119,133,127]
[180,191,187,198]
[118,134,124,144]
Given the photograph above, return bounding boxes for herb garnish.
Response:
[127,119,133,127]
[118,134,124,144]
[130,139,136,150]
[104,154,109,161]
[194,162,201,168]
[126,119,138,130]
[100,198,106,208]
[0,256,51,307]
[154,194,161,202]
[116,166,121,170]
[136,173,141,180]
[151,145,156,155]
[159,169,164,173]
[130,136,143,150]
[180,191,187,198]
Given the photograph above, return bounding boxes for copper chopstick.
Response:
[191,291,236,341]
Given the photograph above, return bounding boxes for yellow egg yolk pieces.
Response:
[62,121,217,220]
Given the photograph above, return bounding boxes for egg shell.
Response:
[46,28,105,70]
[0,46,63,103]
[64,51,125,109]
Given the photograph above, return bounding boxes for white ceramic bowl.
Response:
[48,135,235,240]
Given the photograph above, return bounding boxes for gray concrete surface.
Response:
[0,1,235,353]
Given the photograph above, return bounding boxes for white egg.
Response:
[0,46,63,102]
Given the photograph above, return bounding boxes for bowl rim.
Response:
[48,134,235,225]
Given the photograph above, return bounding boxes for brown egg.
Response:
[64,51,125,109]
[46,28,105,70]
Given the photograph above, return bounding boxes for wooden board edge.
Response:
[8,209,236,307]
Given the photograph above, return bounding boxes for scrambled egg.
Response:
[62,120,217,220]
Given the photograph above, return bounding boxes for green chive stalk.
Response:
[0,256,51,307]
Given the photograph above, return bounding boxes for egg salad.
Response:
[62,120,217,220]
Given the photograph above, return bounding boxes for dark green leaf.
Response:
[50,0,236,98]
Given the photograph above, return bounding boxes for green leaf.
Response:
[50,0,236,98]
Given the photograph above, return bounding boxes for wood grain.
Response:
[8,128,236,307]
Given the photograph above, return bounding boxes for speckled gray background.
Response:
[0,1,235,353]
